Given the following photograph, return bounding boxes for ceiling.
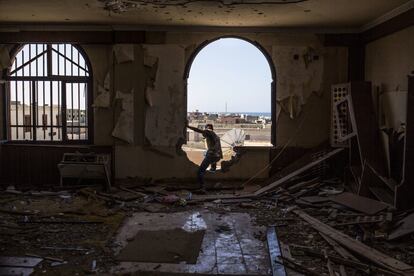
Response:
[0,0,411,29]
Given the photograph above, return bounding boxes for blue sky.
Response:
[187,38,272,113]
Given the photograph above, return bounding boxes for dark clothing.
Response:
[202,130,223,159]
[197,129,222,186]
[197,154,220,186]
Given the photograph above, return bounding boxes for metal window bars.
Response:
[7,44,91,142]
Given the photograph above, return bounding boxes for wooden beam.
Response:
[323,33,361,47]
[0,31,145,44]
[253,148,343,196]
[319,233,359,262]
[325,7,414,46]
[293,210,414,273]
[362,8,414,44]
[293,245,402,276]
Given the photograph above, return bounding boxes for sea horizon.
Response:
[189,111,271,117]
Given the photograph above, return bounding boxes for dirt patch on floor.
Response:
[117,228,205,264]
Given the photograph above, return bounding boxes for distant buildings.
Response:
[186,110,272,143]
[218,116,246,124]
[187,110,270,124]
[9,101,87,140]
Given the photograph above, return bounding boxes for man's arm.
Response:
[187,124,204,134]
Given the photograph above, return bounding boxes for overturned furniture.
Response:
[58,152,111,190]
[331,78,414,210]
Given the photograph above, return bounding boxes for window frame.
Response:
[3,43,94,145]
[183,35,277,147]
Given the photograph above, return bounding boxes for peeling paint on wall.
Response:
[113,44,135,63]
[278,94,302,119]
[143,45,186,147]
[143,54,159,108]
[112,89,134,143]
[272,46,323,119]
[93,72,111,108]
[380,91,407,131]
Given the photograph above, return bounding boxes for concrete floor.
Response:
[111,211,271,275]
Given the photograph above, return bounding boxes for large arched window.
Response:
[5,44,92,142]
[184,37,275,166]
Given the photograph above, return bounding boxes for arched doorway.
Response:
[183,37,276,166]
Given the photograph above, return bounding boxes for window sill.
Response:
[1,141,93,147]
[234,145,275,152]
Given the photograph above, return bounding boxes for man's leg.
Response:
[210,156,220,172]
[197,156,211,188]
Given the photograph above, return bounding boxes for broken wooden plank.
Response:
[280,242,292,260]
[319,233,358,262]
[267,226,287,276]
[286,178,320,194]
[221,198,253,204]
[369,186,395,206]
[254,148,343,196]
[388,212,414,240]
[300,196,330,204]
[78,188,122,204]
[339,265,347,276]
[331,213,392,227]
[278,256,319,276]
[290,182,323,199]
[0,208,34,216]
[191,193,254,202]
[291,245,401,276]
[329,192,389,215]
[119,187,147,198]
[323,249,336,276]
[293,209,414,273]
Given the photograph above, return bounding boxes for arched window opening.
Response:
[185,37,273,166]
[6,44,92,142]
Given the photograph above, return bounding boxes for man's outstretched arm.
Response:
[187,124,204,134]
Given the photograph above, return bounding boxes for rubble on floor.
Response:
[2,169,414,275]
[1,142,414,275]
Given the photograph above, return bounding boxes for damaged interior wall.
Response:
[365,26,414,95]
[275,45,347,147]
[0,32,348,182]
[365,25,414,175]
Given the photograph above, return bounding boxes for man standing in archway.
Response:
[187,123,223,193]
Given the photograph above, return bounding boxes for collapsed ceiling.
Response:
[0,0,410,29]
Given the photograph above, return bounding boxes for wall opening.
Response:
[184,37,274,167]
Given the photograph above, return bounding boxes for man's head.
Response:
[205,124,214,131]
